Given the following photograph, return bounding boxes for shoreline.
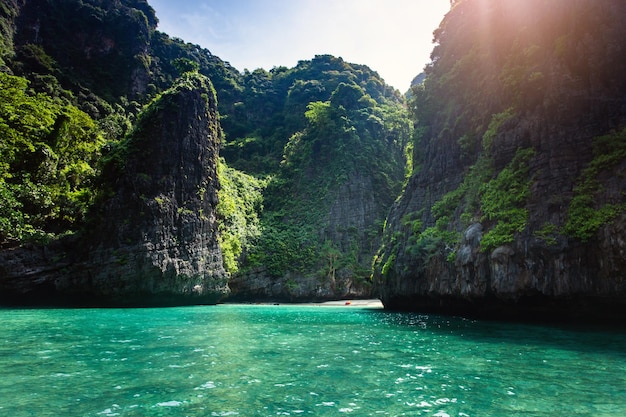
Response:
[222,299,384,308]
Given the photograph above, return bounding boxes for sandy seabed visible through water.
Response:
[2,301,626,416]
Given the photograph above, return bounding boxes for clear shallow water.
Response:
[1,304,625,416]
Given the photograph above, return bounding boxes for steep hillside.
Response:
[0,0,411,304]
[223,55,411,301]
[0,0,244,304]
[373,0,626,321]
[0,0,232,245]
[3,0,241,120]
[220,55,403,174]
[0,72,229,305]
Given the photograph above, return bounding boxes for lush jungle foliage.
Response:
[216,158,265,274]
[221,55,404,176]
[222,55,410,281]
[1,0,411,287]
[0,72,103,244]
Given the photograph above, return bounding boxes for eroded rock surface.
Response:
[373,0,626,322]
[0,74,229,306]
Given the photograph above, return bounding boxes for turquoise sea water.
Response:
[1,304,625,416]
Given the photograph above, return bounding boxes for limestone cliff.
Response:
[1,2,409,305]
[225,73,410,302]
[373,0,626,321]
[0,73,229,305]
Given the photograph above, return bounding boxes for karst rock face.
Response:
[0,73,230,306]
[372,0,626,321]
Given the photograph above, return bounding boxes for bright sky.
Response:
[148,0,451,92]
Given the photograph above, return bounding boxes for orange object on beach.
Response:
[345,301,352,305]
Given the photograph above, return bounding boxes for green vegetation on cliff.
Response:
[229,56,411,289]
[217,159,265,274]
[0,72,103,244]
[1,1,411,300]
[221,55,405,177]
[374,0,626,305]
[479,147,534,252]
[405,0,626,252]
[564,128,626,241]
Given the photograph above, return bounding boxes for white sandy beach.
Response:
[313,299,384,308]
[224,299,384,308]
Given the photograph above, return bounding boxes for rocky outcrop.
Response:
[376,216,626,322]
[373,0,626,322]
[0,73,229,306]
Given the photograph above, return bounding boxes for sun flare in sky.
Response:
[148,0,451,91]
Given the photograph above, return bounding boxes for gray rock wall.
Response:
[0,73,229,306]
[372,0,626,322]
[374,117,626,321]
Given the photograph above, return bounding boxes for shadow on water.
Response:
[3,299,625,358]
[360,308,626,358]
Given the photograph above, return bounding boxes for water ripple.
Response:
[0,305,625,416]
